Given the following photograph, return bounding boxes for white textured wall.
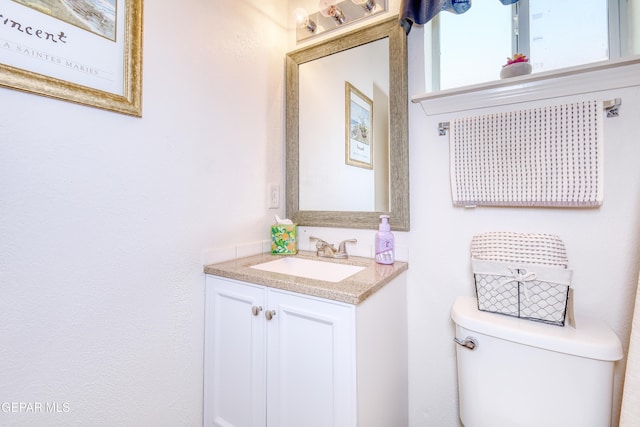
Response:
[0,1,287,425]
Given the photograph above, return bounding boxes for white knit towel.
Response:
[450,100,604,207]
[470,231,569,268]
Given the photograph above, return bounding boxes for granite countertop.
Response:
[203,251,408,305]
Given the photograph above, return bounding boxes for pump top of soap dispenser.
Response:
[379,214,390,231]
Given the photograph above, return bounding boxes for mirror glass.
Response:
[299,38,389,212]
[286,16,409,230]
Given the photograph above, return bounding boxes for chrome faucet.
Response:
[309,236,357,259]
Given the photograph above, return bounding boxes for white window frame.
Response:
[428,0,628,92]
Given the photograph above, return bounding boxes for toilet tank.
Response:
[451,296,623,427]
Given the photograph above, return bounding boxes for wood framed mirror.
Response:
[286,16,409,231]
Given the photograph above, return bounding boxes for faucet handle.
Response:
[336,239,357,258]
[309,236,336,257]
[309,236,331,248]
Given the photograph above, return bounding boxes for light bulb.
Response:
[319,0,346,25]
[351,0,376,12]
[294,8,317,32]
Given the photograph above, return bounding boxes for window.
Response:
[525,0,609,72]
[429,0,636,91]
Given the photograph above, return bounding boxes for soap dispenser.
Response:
[375,215,394,264]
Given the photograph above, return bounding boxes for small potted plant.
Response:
[500,53,532,79]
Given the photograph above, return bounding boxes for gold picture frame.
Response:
[345,81,373,169]
[0,0,143,117]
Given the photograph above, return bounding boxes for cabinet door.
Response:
[266,289,356,427]
[204,277,266,427]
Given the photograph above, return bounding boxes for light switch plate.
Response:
[268,184,280,209]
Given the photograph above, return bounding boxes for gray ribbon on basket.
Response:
[499,269,537,301]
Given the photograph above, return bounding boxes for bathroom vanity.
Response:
[203,251,408,427]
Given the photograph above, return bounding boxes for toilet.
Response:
[451,296,623,427]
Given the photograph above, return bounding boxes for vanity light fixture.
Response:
[294,8,317,33]
[351,0,376,13]
[319,0,346,25]
[293,0,387,43]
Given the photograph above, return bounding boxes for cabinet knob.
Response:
[251,306,263,316]
[265,310,276,320]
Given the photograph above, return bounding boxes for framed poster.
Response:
[345,81,373,169]
[0,0,143,116]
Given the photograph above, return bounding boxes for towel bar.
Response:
[438,98,621,135]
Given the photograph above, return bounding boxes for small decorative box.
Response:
[271,224,297,255]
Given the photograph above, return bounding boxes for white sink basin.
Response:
[250,257,365,283]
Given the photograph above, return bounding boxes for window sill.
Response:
[412,56,640,116]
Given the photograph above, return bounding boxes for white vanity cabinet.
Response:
[203,270,407,427]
